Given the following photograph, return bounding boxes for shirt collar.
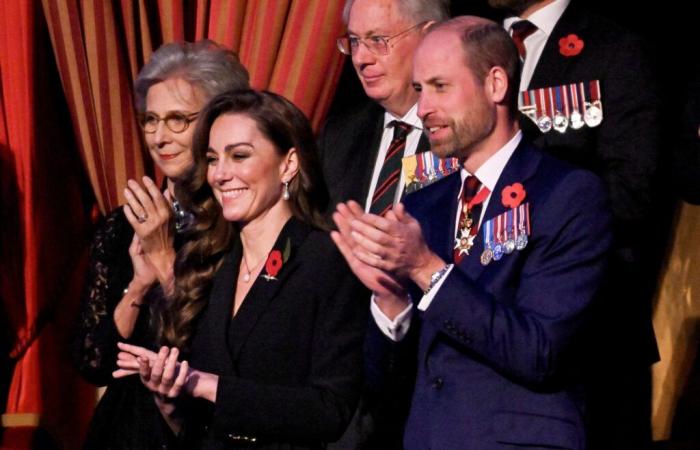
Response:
[383,103,423,131]
[503,0,570,38]
[461,130,523,193]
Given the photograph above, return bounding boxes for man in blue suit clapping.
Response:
[332,15,613,450]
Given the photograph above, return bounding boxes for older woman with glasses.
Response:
[73,40,249,450]
[114,89,369,450]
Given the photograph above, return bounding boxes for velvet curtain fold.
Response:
[1,1,96,449]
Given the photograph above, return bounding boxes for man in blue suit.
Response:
[332,15,613,450]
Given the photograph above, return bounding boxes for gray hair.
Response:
[134,40,249,112]
[342,0,450,25]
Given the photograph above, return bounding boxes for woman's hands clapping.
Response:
[123,176,176,295]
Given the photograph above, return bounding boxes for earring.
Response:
[282,181,290,200]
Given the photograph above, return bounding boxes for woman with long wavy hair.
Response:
[73,40,249,450]
[115,90,368,449]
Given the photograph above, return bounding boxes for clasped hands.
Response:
[330,201,445,317]
[113,343,191,400]
[114,342,218,403]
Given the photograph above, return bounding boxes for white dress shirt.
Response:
[371,131,523,341]
[364,104,424,212]
[503,0,571,92]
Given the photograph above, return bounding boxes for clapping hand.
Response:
[114,342,190,400]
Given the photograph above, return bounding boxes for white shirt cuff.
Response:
[370,295,413,341]
[417,264,455,311]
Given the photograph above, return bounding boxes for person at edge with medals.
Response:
[331,16,613,449]
[114,89,369,449]
[73,40,249,450]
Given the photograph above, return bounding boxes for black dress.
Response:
[181,218,369,450]
[73,207,174,450]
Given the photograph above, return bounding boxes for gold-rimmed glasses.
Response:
[139,111,199,134]
[336,22,425,56]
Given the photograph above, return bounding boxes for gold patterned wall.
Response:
[652,202,700,439]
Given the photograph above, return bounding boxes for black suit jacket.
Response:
[525,0,658,232]
[520,1,659,362]
[318,99,430,210]
[517,3,660,446]
[183,218,369,450]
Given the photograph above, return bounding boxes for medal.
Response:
[519,90,538,122]
[454,227,476,257]
[504,209,516,254]
[552,86,569,133]
[569,83,585,130]
[584,80,603,127]
[454,183,490,261]
[493,243,504,261]
[536,88,553,133]
[492,214,505,261]
[480,219,494,266]
[515,203,531,250]
[480,248,493,265]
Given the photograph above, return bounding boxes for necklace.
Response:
[241,252,266,282]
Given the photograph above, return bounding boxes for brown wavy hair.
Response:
[159,89,330,349]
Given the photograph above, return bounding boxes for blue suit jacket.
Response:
[369,140,613,450]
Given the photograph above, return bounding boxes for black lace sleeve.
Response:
[73,207,151,385]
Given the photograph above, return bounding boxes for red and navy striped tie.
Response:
[370,121,413,216]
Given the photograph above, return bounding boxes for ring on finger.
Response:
[137,213,148,223]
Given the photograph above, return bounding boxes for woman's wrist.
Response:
[186,369,219,403]
[149,249,176,287]
[124,279,150,305]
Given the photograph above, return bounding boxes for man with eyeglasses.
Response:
[319,2,449,448]
[318,0,449,217]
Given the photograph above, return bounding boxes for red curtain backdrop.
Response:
[2,0,347,448]
[41,0,346,213]
[1,1,96,449]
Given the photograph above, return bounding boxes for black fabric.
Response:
[73,207,176,450]
[518,2,660,447]
[317,99,430,449]
[181,218,369,450]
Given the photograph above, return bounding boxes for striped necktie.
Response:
[370,120,413,216]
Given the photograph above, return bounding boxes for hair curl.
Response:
[137,40,249,347]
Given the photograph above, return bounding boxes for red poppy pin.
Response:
[559,34,584,57]
[262,238,291,281]
[501,183,526,209]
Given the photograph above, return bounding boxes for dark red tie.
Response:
[370,121,413,216]
[511,20,537,60]
[454,175,489,263]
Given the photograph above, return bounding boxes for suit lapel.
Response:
[358,104,387,202]
[529,3,589,89]
[411,173,462,264]
[202,240,241,374]
[228,218,311,363]
[459,142,541,279]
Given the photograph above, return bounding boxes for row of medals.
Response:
[519,83,603,134]
[455,208,530,265]
[480,227,529,266]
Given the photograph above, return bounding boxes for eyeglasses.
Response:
[337,22,425,56]
[139,111,199,134]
